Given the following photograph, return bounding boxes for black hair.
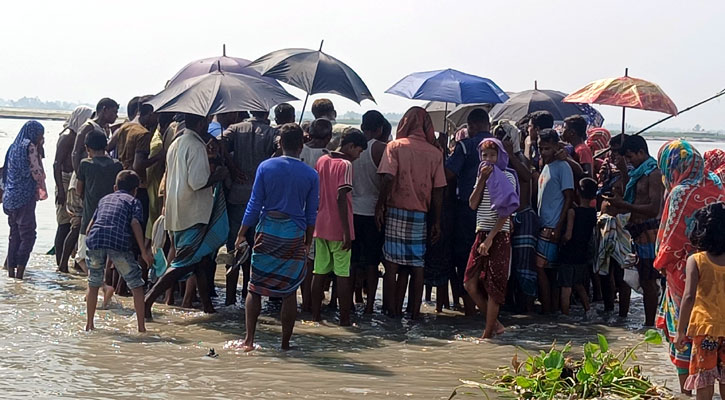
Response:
[116,170,140,192]
[538,128,560,144]
[279,123,304,151]
[158,113,174,130]
[689,202,725,255]
[341,130,368,150]
[311,98,335,118]
[382,119,392,139]
[184,113,206,129]
[84,130,108,151]
[579,177,598,200]
[300,120,311,134]
[361,110,386,132]
[250,111,269,119]
[274,103,296,124]
[467,108,490,126]
[137,95,155,117]
[530,111,554,130]
[564,115,588,139]
[621,135,649,156]
[127,96,141,119]
[609,133,626,148]
[96,98,119,114]
[309,118,333,139]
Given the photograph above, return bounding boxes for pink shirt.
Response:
[574,142,593,168]
[377,136,447,213]
[314,154,355,241]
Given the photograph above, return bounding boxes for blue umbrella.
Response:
[385,69,509,104]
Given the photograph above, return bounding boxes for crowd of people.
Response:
[3,96,725,398]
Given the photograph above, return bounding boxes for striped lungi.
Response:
[383,207,426,267]
[511,207,539,297]
[249,215,307,297]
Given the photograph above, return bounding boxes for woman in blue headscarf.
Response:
[2,120,47,279]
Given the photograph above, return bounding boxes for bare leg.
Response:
[560,287,572,315]
[617,276,632,318]
[164,286,175,305]
[242,292,261,351]
[60,225,80,275]
[181,276,197,308]
[225,265,239,306]
[537,267,552,313]
[482,296,502,338]
[678,373,692,396]
[301,258,314,312]
[280,293,297,350]
[364,264,379,314]
[463,277,487,315]
[130,287,146,332]
[310,273,326,322]
[383,262,398,315]
[194,259,215,314]
[574,284,590,312]
[54,223,71,269]
[695,384,714,400]
[144,263,198,319]
[394,268,410,317]
[425,284,432,302]
[435,283,448,313]
[86,286,100,331]
[409,268,425,319]
[641,279,659,327]
[15,265,26,280]
[337,276,353,326]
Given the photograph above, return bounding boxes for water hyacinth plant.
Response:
[450,329,673,400]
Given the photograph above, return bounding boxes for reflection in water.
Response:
[1,254,678,399]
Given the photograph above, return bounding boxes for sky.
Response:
[1,0,724,131]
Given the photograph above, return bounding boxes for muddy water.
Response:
[0,117,697,399]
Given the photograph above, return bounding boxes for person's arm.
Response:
[237,168,267,248]
[375,174,394,230]
[76,162,85,199]
[107,129,120,152]
[72,125,92,172]
[85,217,94,236]
[28,143,45,183]
[444,142,465,182]
[337,187,352,250]
[131,218,152,266]
[132,133,162,172]
[304,174,320,247]
[554,189,574,242]
[675,255,699,350]
[185,144,213,190]
[53,135,72,205]
[478,216,508,256]
[503,140,532,182]
[606,170,664,218]
[468,166,492,211]
[562,208,575,243]
[430,187,444,244]
[371,140,386,167]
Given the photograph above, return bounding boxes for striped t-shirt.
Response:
[476,170,517,232]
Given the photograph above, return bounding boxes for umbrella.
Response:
[168,44,282,88]
[488,82,604,125]
[563,68,677,134]
[445,103,494,129]
[248,42,375,121]
[146,70,299,116]
[386,68,508,105]
[423,101,457,132]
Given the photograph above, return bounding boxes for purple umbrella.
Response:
[168,45,283,88]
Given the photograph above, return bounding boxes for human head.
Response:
[250,110,270,121]
[311,98,336,120]
[340,130,368,161]
[537,128,560,164]
[382,119,392,142]
[64,106,94,135]
[562,115,587,143]
[278,123,304,157]
[184,113,210,136]
[361,110,386,141]
[158,113,174,132]
[274,103,296,125]
[466,108,490,135]
[216,112,240,129]
[96,98,119,125]
[620,135,649,168]
[579,177,597,201]
[115,170,140,196]
[84,130,108,153]
[657,139,707,191]
[15,120,44,149]
[309,118,333,144]
[689,202,725,255]
[397,107,436,145]
[127,96,141,121]
[493,120,521,153]
[479,137,509,171]
[480,139,499,165]
[137,95,158,131]
[527,111,554,141]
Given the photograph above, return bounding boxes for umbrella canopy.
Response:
[146,71,299,116]
[386,69,508,104]
[562,75,678,115]
[423,101,457,132]
[445,103,494,129]
[489,89,604,125]
[247,48,375,104]
[168,55,282,88]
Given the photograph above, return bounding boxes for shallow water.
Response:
[0,118,719,399]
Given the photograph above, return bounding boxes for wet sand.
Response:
[1,253,684,399]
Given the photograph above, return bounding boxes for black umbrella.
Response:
[248,41,375,121]
[146,70,298,116]
[489,82,603,124]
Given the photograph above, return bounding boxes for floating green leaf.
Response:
[597,334,609,353]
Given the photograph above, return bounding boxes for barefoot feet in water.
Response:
[85,322,95,331]
[102,284,115,309]
[481,320,505,339]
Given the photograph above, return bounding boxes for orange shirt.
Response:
[687,252,725,338]
[377,135,446,213]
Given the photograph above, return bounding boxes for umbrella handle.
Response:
[299,93,310,124]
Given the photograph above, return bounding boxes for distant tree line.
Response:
[0,97,93,111]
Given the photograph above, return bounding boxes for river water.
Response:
[0,118,720,399]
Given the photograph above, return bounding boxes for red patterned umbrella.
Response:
[563,69,677,134]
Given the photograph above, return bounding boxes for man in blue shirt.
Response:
[444,108,492,315]
[233,123,319,352]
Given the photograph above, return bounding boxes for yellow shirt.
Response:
[687,252,725,337]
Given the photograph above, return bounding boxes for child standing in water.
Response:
[465,138,519,338]
[676,202,725,399]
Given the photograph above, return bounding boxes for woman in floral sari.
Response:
[655,139,725,394]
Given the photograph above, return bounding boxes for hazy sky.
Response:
[1,0,724,130]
